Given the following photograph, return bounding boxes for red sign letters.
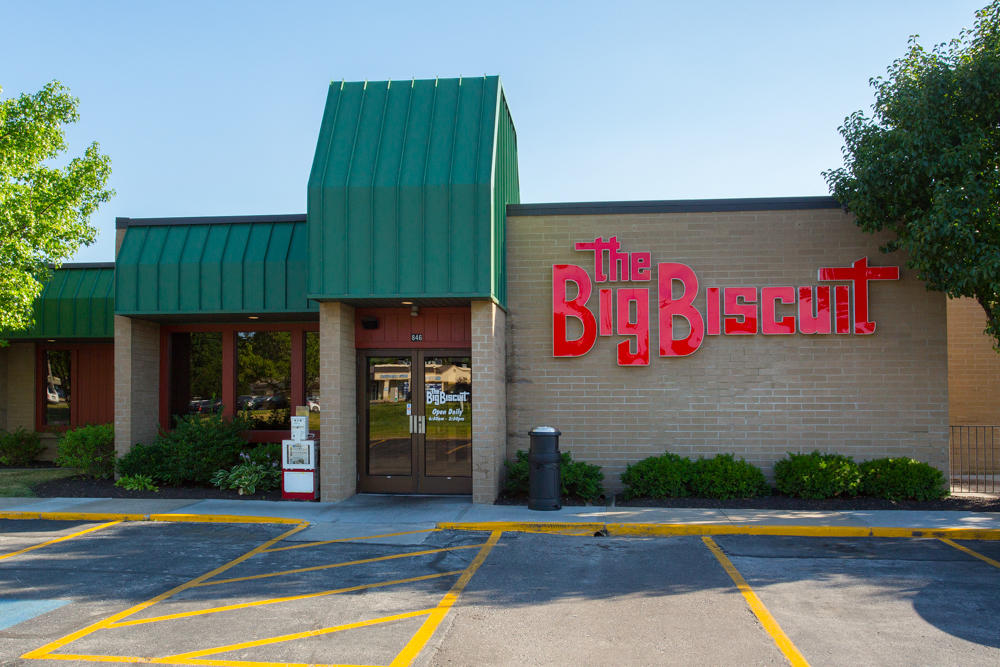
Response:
[553,237,899,365]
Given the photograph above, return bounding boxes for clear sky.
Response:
[2,0,988,262]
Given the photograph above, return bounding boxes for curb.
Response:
[0,511,306,526]
[436,521,1000,540]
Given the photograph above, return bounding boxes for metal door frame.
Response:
[356,349,472,494]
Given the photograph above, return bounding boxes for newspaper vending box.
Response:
[282,416,318,500]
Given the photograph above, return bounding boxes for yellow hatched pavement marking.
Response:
[108,570,464,627]
[155,608,434,663]
[22,522,308,660]
[939,538,1000,569]
[702,536,810,667]
[0,520,121,562]
[196,543,486,586]
[389,530,502,667]
[263,529,437,553]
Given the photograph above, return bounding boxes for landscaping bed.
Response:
[30,473,282,501]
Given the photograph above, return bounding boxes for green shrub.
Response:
[502,450,530,496]
[560,452,604,502]
[211,462,280,496]
[116,442,171,481]
[860,457,949,501]
[774,451,861,499]
[116,412,251,486]
[502,450,605,502]
[0,428,43,467]
[242,442,281,468]
[690,454,770,499]
[56,424,114,478]
[115,474,158,492]
[621,452,694,499]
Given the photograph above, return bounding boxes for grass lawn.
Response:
[0,468,79,497]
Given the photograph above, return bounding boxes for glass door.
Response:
[358,350,472,494]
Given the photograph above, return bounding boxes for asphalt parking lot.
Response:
[0,518,998,666]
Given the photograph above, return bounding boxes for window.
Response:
[159,323,318,441]
[43,350,71,426]
[237,331,292,431]
[36,344,114,430]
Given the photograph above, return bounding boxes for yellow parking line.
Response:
[702,536,809,667]
[195,543,487,587]
[27,653,151,663]
[108,570,465,628]
[263,529,438,553]
[939,538,1000,569]
[157,608,434,662]
[0,520,121,562]
[390,530,502,667]
[37,654,378,667]
[22,522,308,660]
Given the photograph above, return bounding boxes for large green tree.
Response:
[824,2,1000,347]
[0,81,113,333]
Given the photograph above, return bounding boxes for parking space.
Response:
[1,518,999,666]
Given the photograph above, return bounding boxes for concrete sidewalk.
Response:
[2,494,1000,542]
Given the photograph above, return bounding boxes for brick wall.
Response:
[114,315,161,458]
[471,300,507,503]
[947,297,1000,425]
[5,343,35,432]
[318,302,357,501]
[506,208,949,492]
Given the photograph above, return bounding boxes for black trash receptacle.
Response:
[529,426,561,511]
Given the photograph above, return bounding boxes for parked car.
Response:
[307,399,320,412]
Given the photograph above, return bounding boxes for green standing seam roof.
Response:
[115,218,316,316]
[3,265,115,339]
[307,75,519,307]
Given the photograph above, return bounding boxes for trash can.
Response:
[529,426,561,511]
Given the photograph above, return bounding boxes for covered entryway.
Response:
[358,350,472,494]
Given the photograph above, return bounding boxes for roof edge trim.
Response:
[507,196,842,216]
[116,214,306,229]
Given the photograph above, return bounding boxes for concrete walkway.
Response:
[2,494,999,542]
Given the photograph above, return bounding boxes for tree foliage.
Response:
[824,2,1000,347]
[0,81,112,333]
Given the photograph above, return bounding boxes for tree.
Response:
[824,2,1000,348]
[0,81,113,333]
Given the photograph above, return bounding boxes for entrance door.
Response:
[358,350,472,494]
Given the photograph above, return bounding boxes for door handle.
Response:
[418,416,426,434]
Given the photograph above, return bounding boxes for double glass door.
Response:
[358,350,472,494]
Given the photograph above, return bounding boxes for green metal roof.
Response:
[307,76,519,306]
[115,216,316,316]
[4,264,115,339]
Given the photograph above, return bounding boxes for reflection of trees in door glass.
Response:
[45,350,71,426]
[237,331,291,430]
[189,333,222,414]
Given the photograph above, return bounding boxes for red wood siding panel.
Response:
[76,345,114,425]
[354,307,471,349]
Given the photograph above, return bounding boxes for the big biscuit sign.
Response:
[553,236,899,366]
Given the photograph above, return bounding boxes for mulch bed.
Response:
[25,475,1000,511]
[30,474,282,501]
[498,493,1000,512]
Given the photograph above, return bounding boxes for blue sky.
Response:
[2,0,988,262]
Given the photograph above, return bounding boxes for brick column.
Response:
[319,301,356,501]
[114,315,160,459]
[471,300,507,503]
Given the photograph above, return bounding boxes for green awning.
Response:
[114,215,316,317]
[4,264,114,339]
[307,76,519,306]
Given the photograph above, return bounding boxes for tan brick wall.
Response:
[114,315,161,458]
[506,209,949,492]
[318,302,356,501]
[5,343,36,432]
[947,298,1000,425]
[471,300,507,503]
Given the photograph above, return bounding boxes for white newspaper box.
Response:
[282,417,318,500]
